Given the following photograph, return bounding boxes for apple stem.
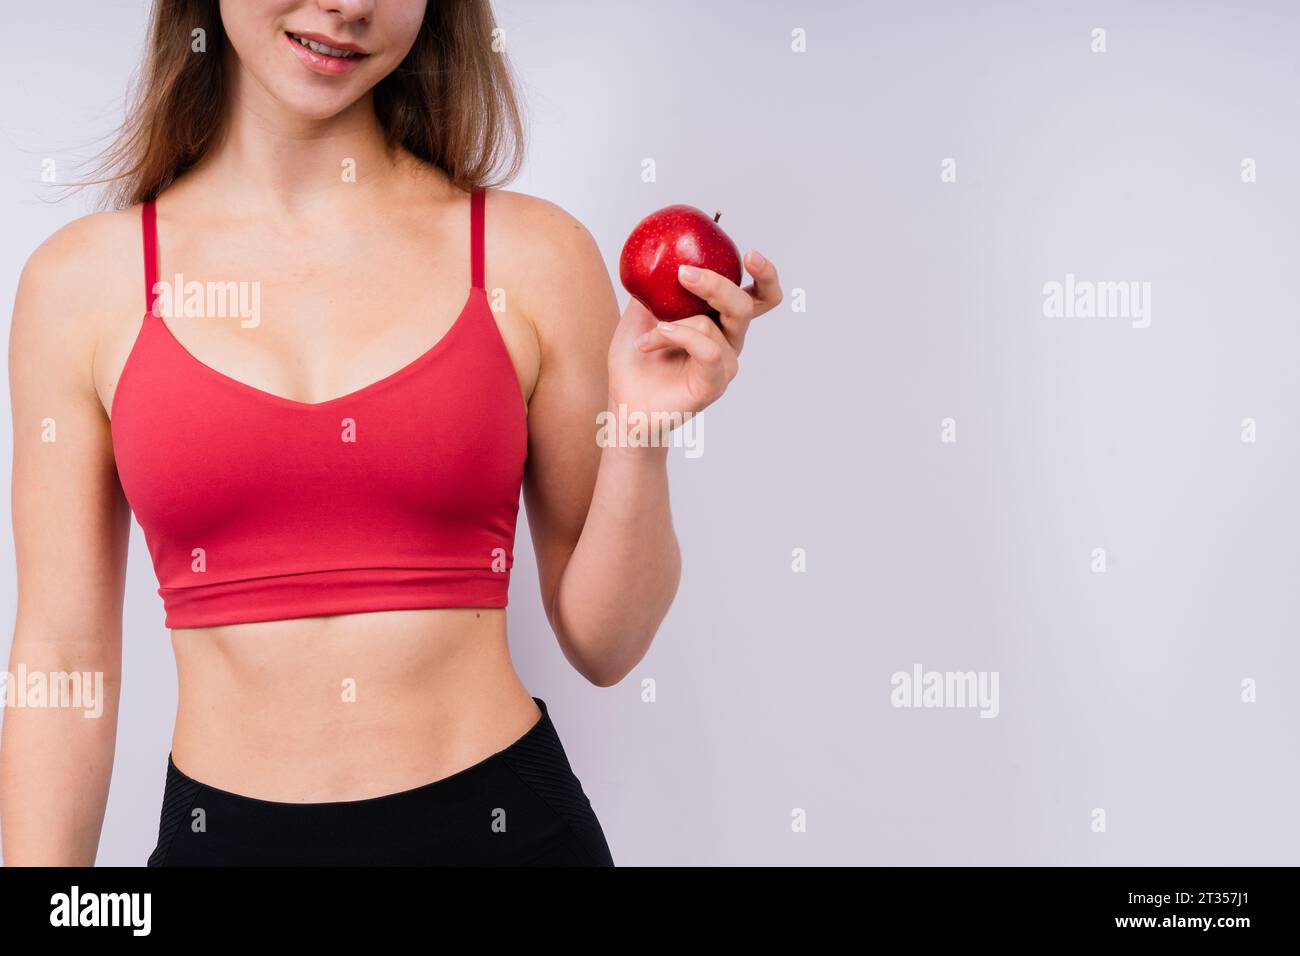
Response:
[714,211,722,223]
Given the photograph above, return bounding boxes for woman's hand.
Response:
[607,250,783,433]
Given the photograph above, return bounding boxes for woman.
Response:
[0,0,780,865]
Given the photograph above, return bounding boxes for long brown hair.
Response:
[96,0,525,208]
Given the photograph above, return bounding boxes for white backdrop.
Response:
[1,0,1297,865]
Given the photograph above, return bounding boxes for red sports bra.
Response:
[110,188,528,628]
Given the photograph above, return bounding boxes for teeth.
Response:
[289,33,358,58]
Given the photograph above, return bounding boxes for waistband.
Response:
[164,696,552,812]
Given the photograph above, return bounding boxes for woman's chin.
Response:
[271,86,368,123]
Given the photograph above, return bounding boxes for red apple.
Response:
[619,204,743,322]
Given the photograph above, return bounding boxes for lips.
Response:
[284,30,369,76]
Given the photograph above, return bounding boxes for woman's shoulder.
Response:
[12,206,146,380]
[19,206,143,308]
[485,186,598,261]
[482,186,616,336]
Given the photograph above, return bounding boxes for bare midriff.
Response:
[168,607,541,803]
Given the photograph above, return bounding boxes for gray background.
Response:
[2,0,1297,865]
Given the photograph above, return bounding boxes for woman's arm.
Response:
[506,199,662,686]
[508,196,779,686]
[0,219,132,865]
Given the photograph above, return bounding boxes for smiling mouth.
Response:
[286,32,365,59]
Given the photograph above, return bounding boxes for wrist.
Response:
[599,397,681,462]
[599,436,671,465]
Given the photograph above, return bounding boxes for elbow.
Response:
[570,633,654,688]
[555,546,681,689]
[582,667,626,689]
[574,649,639,688]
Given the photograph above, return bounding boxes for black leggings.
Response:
[147,698,614,866]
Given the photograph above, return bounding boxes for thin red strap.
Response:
[141,199,158,314]
[470,187,485,290]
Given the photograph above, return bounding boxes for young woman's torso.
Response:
[91,165,547,802]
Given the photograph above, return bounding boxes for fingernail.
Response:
[678,264,701,282]
[656,321,676,333]
[748,250,766,269]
